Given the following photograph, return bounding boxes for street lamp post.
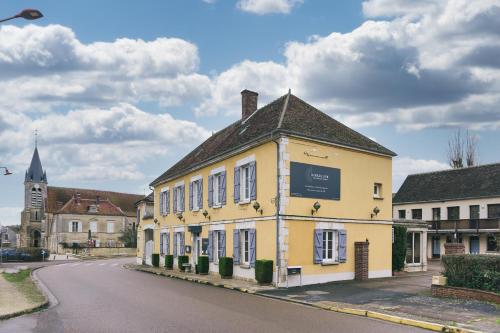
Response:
[0,167,12,176]
[0,9,43,23]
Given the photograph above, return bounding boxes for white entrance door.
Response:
[145,240,153,266]
[192,234,200,266]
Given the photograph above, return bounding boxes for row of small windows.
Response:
[398,204,500,220]
[68,221,116,233]
[159,162,257,216]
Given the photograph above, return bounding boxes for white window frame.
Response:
[174,186,183,212]
[160,232,168,255]
[373,183,382,198]
[160,187,169,216]
[213,173,221,206]
[240,229,250,265]
[322,230,339,264]
[213,231,220,263]
[192,180,199,211]
[71,221,79,233]
[176,233,182,256]
[89,221,97,233]
[107,222,114,233]
[240,164,251,203]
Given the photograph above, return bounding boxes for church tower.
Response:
[19,142,48,248]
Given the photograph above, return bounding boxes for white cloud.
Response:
[362,0,440,18]
[237,0,303,15]
[393,157,449,191]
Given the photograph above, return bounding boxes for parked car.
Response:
[0,248,49,262]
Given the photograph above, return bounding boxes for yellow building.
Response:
[138,90,396,286]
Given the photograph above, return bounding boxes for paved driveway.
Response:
[261,262,499,333]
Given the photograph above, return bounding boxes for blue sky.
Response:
[1,0,499,225]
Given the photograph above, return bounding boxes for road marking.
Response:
[98,263,106,266]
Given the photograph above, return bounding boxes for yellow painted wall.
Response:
[287,220,392,274]
[284,137,392,221]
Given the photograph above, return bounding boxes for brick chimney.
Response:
[241,89,258,120]
[96,195,100,205]
[75,192,81,205]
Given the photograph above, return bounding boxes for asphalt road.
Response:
[0,258,429,333]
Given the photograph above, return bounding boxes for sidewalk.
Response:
[126,264,275,294]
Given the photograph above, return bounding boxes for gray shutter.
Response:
[180,185,185,212]
[166,233,170,255]
[234,167,240,203]
[208,175,213,208]
[220,230,226,258]
[220,171,226,205]
[78,222,82,233]
[189,182,193,211]
[166,189,170,215]
[208,231,213,262]
[249,161,256,200]
[249,229,256,267]
[68,221,72,232]
[173,233,178,257]
[233,229,240,265]
[160,233,164,255]
[197,179,203,209]
[173,188,178,214]
[159,192,164,215]
[180,232,185,255]
[314,229,323,264]
[339,230,347,263]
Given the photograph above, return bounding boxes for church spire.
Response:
[25,138,47,183]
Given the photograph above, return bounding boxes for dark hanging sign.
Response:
[290,162,340,200]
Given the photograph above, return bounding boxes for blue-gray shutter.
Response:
[166,189,170,215]
[220,172,226,205]
[189,182,193,211]
[233,229,240,264]
[339,230,347,263]
[249,229,256,267]
[160,233,164,255]
[159,192,164,215]
[249,161,256,200]
[180,185,185,212]
[173,188,178,214]
[219,230,226,258]
[179,232,185,255]
[208,231,213,262]
[173,232,178,257]
[208,175,213,208]
[197,179,203,209]
[314,229,323,264]
[234,167,240,203]
[166,233,170,255]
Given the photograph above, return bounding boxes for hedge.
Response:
[178,255,189,271]
[442,254,500,293]
[198,256,209,275]
[255,259,273,284]
[392,225,407,271]
[219,257,233,278]
[165,255,174,269]
[152,254,160,267]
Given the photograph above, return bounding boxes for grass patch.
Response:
[2,269,45,303]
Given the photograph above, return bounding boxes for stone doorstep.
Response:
[127,265,275,293]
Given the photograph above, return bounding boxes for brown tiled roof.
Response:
[46,186,143,217]
[151,93,396,186]
[57,198,125,216]
[135,192,154,206]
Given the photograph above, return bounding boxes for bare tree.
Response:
[465,130,478,167]
[447,129,479,168]
[448,130,463,168]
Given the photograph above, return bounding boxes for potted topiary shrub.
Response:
[165,255,174,269]
[219,257,233,278]
[255,259,273,284]
[178,255,189,271]
[152,254,160,267]
[198,255,209,275]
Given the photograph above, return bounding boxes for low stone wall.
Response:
[81,247,136,257]
[443,243,465,255]
[431,284,500,304]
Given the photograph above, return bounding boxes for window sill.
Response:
[321,261,339,266]
[239,264,251,269]
[191,208,200,212]
[373,196,384,200]
[212,204,222,209]
[238,200,251,205]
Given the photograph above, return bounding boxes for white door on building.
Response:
[144,229,154,266]
[192,234,201,266]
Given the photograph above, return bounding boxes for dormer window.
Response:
[88,204,98,213]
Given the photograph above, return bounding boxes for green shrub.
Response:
[152,254,160,267]
[198,256,209,275]
[219,257,233,278]
[392,225,407,271]
[178,255,189,271]
[442,254,500,293]
[255,259,273,284]
[165,255,174,269]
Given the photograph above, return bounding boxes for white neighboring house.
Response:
[393,163,500,260]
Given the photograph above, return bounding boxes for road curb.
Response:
[126,265,483,333]
[0,267,50,321]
